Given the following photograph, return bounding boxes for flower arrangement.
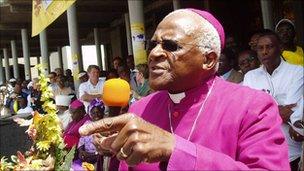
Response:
[0,65,75,170]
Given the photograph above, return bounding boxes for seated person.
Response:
[72,99,106,170]
[52,76,74,97]
[238,49,260,74]
[16,96,33,114]
[63,100,90,149]
[55,95,72,130]
[218,48,243,83]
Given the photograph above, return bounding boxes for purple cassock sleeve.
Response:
[167,92,290,170]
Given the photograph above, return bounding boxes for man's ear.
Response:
[202,52,218,70]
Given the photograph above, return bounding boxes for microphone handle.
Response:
[103,106,122,171]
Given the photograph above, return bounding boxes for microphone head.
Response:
[102,78,131,107]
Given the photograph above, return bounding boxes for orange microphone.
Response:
[102,78,131,171]
[102,78,131,117]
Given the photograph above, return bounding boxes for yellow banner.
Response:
[32,0,76,37]
[131,23,147,65]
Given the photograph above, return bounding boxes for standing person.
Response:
[79,65,105,111]
[79,9,289,170]
[275,19,303,66]
[218,48,243,83]
[243,29,303,171]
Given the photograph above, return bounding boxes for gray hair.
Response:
[164,9,221,57]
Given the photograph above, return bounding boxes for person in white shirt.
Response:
[16,96,33,114]
[55,95,72,131]
[78,65,104,111]
[243,29,303,171]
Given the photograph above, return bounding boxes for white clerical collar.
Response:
[168,92,186,104]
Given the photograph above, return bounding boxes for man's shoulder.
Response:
[245,67,262,77]
[217,77,269,99]
[129,91,167,111]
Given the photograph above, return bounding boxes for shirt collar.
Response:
[261,57,286,75]
[167,75,215,104]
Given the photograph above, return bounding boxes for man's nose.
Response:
[262,47,268,55]
[148,45,166,62]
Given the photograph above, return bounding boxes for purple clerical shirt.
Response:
[120,76,290,170]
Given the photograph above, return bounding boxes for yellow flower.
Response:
[30,159,43,169]
[36,141,51,151]
[82,162,95,171]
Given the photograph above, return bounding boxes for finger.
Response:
[79,113,136,136]
[116,132,140,161]
[93,133,118,155]
[110,120,141,152]
[125,143,147,166]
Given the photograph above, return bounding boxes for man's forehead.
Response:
[257,35,277,44]
[154,14,200,39]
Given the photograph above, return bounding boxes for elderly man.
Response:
[79,65,104,111]
[79,9,289,170]
[243,29,303,171]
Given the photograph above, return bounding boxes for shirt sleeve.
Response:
[242,72,252,87]
[167,92,290,170]
[78,83,86,98]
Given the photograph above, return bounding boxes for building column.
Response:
[94,28,102,69]
[0,54,4,84]
[39,30,50,74]
[260,0,274,29]
[3,48,10,81]
[127,0,147,65]
[21,28,31,80]
[3,48,11,81]
[57,46,64,70]
[10,40,19,79]
[173,0,181,10]
[67,3,82,91]
[124,13,133,56]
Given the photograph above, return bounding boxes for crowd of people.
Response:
[0,8,303,171]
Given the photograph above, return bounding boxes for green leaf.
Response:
[56,146,76,171]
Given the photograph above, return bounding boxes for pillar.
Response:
[260,0,274,29]
[67,3,82,91]
[0,54,4,84]
[127,0,147,65]
[21,28,31,80]
[39,30,50,74]
[57,46,64,70]
[94,28,103,69]
[10,40,19,79]
[3,48,10,81]
[124,13,133,55]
